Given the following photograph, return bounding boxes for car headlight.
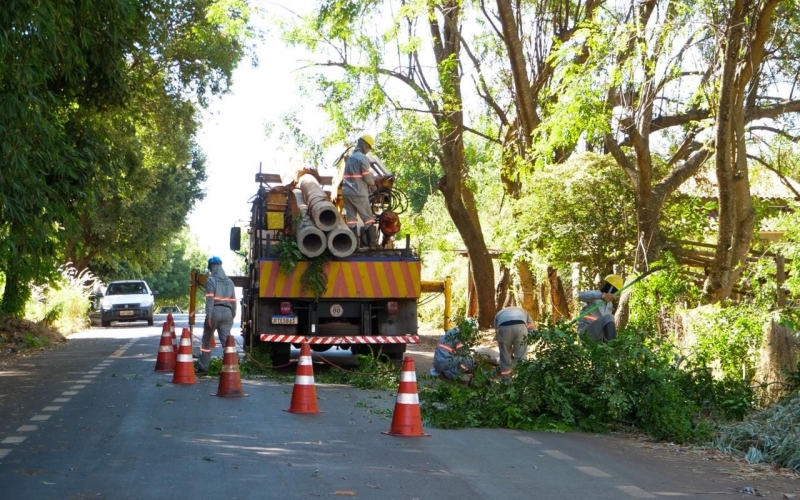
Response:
[101,298,112,310]
[141,298,154,308]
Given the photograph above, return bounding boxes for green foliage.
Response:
[627,255,702,333]
[690,302,768,382]
[24,264,101,334]
[421,323,753,443]
[715,392,800,470]
[301,254,331,299]
[25,333,47,350]
[274,236,303,275]
[316,354,399,390]
[0,0,254,316]
[507,153,637,284]
[143,229,209,308]
[239,344,276,376]
[206,357,223,377]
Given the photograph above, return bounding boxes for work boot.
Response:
[349,227,360,247]
[366,225,379,250]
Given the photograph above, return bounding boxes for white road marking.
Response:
[2,437,26,444]
[88,370,102,374]
[617,485,656,498]
[576,466,611,477]
[82,375,97,378]
[0,449,11,459]
[515,436,541,445]
[53,398,71,403]
[17,425,38,432]
[42,406,61,411]
[30,415,51,421]
[62,391,78,396]
[542,449,574,460]
[70,385,86,389]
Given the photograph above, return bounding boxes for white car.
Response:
[100,280,156,327]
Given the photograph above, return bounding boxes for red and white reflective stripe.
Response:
[180,338,192,346]
[158,345,173,352]
[400,370,417,382]
[200,348,212,353]
[259,335,419,344]
[176,354,193,362]
[396,392,419,404]
[224,345,237,354]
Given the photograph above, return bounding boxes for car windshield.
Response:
[106,283,147,295]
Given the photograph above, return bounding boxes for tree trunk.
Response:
[430,0,496,328]
[0,247,31,318]
[705,0,759,302]
[495,264,512,310]
[547,266,570,320]
[516,259,539,321]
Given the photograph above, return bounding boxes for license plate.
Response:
[271,315,297,325]
[119,310,134,316]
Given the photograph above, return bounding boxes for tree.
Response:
[0,0,253,315]
[285,0,498,326]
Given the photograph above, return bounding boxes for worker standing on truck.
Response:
[342,134,379,249]
[197,256,237,375]
[576,274,623,343]
[493,306,536,380]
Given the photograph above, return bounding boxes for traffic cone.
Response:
[167,314,177,353]
[171,328,196,385]
[284,342,323,414]
[213,335,247,397]
[154,322,176,372]
[383,356,430,437]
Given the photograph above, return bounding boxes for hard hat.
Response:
[604,274,623,291]
[359,134,375,148]
[208,256,223,267]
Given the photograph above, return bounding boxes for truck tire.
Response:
[147,316,154,326]
[102,319,111,328]
[269,343,291,367]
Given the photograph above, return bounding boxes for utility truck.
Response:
[228,168,419,366]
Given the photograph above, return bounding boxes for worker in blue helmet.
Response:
[197,256,237,374]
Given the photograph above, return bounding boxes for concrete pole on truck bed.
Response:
[291,190,327,258]
[297,172,357,257]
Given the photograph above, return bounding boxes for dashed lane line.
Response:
[515,436,541,445]
[0,343,132,463]
[617,485,657,498]
[576,466,612,478]
[542,449,574,460]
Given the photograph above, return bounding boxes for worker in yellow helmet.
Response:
[342,134,378,249]
[576,274,624,342]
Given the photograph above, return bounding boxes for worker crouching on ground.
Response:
[493,306,536,381]
[343,134,379,250]
[197,256,237,374]
[432,327,475,380]
[577,274,623,343]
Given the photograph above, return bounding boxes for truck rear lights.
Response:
[280,302,292,315]
[387,301,399,314]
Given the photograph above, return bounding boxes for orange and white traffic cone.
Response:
[171,328,196,385]
[213,335,247,397]
[167,313,177,353]
[154,322,176,372]
[383,356,430,437]
[284,342,323,414]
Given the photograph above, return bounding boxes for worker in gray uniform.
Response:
[197,256,237,374]
[432,327,475,380]
[577,274,623,343]
[342,134,378,249]
[493,306,536,380]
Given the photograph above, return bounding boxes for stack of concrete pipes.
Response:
[293,173,358,258]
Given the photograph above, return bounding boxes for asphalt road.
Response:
[1,325,799,499]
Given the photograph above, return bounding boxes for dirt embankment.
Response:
[0,317,66,368]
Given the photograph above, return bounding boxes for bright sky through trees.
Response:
[189,2,323,269]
